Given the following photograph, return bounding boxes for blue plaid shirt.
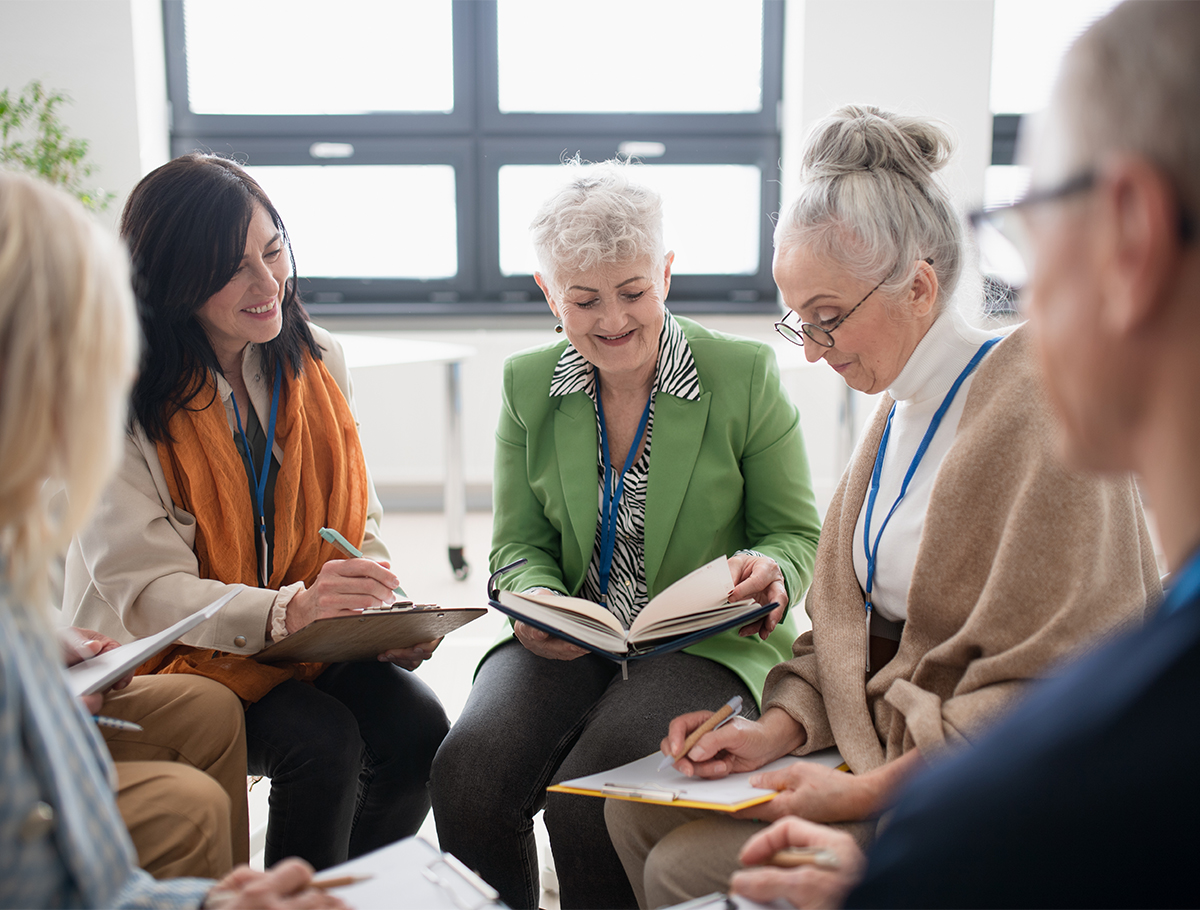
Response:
[0,575,211,909]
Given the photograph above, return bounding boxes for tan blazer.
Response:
[61,325,387,654]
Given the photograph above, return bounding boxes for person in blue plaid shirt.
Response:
[0,171,344,909]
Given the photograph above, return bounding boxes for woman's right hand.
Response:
[513,620,589,661]
[285,558,401,635]
[203,859,347,909]
[662,706,807,778]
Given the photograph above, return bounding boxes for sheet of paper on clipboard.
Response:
[548,747,846,812]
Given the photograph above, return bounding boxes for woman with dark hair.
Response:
[62,153,450,870]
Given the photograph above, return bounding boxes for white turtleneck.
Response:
[852,308,1002,624]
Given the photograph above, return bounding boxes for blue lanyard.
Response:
[1161,549,1200,617]
[596,380,653,607]
[861,337,1000,671]
[229,358,282,587]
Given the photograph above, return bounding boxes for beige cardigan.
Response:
[763,325,1161,774]
[60,325,388,654]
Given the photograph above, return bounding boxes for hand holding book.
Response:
[727,552,789,639]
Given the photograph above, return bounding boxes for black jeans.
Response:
[245,661,449,870]
[430,641,758,909]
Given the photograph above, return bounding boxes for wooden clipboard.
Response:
[253,606,486,663]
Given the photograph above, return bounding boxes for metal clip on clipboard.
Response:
[600,783,685,802]
[420,851,501,910]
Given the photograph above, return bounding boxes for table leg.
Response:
[445,360,468,580]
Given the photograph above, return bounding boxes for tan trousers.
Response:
[99,674,250,878]
[605,800,768,908]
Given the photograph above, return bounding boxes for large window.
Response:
[164,0,784,315]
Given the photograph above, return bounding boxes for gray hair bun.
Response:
[802,105,953,183]
[779,105,963,311]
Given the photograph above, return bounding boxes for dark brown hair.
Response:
[121,153,320,442]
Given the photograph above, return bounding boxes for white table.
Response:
[334,334,477,580]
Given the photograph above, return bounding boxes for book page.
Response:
[497,590,627,649]
[628,556,735,639]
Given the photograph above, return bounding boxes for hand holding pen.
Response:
[60,627,133,716]
[729,817,866,910]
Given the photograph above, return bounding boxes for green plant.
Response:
[0,80,113,211]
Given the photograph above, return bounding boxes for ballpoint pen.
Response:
[93,716,144,733]
[658,695,743,770]
[319,526,409,599]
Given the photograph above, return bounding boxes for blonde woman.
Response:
[0,171,342,909]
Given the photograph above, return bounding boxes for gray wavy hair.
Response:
[775,105,963,312]
[530,159,666,287]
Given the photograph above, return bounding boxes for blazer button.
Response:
[234,635,247,647]
[20,801,55,841]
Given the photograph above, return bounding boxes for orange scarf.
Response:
[139,349,368,703]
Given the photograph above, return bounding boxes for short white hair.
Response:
[775,105,963,313]
[1056,0,1200,215]
[529,158,666,287]
[0,171,138,605]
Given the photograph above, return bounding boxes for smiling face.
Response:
[772,242,938,394]
[537,254,672,389]
[194,203,288,371]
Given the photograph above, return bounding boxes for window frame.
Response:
[163,0,785,315]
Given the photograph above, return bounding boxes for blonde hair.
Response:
[0,171,138,606]
[776,105,963,313]
[530,158,666,288]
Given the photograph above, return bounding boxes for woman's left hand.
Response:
[728,554,788,639]
[733,762,868,824]
[378,638,442,671]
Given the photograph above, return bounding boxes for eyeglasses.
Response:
[970,168,1196,300]
[968,170,1097,296]
[774,276,885,349]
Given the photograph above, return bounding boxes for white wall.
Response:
[0,0,168,227]
[0,0,995,517]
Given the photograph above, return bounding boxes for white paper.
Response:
[555,747,845,809]
[319,836,502,909]
[66,588,241,696]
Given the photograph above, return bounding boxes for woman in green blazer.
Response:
[430,162,822,910]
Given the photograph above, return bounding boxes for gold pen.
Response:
[765,846,841,870]
[311,874,374,891]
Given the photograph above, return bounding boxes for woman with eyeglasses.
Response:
[606,105,1160,908]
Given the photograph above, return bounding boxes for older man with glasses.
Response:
[723,3,1200,908]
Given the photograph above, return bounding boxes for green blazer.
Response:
[488,316,823,703]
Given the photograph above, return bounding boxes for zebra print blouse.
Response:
[548,313,701,628]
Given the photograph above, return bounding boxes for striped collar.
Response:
[548,312,701,402]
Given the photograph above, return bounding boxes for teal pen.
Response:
[318,526,409,599]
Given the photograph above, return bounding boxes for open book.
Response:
[492,556,775,661]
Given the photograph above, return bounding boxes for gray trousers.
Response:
[429,640,757,909]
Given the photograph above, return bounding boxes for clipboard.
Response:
[253,606,486,664]
[316,835,504,908]
[67,588,242,697]
[487,559,776,664]
[548,748,847,812]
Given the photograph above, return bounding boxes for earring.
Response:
[555,323,564,334]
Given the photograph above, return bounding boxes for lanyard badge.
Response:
[230,358,283,587]
[861,337,1000,673]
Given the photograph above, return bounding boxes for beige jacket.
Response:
[763,325,1161,774]
[61,324,387,654]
